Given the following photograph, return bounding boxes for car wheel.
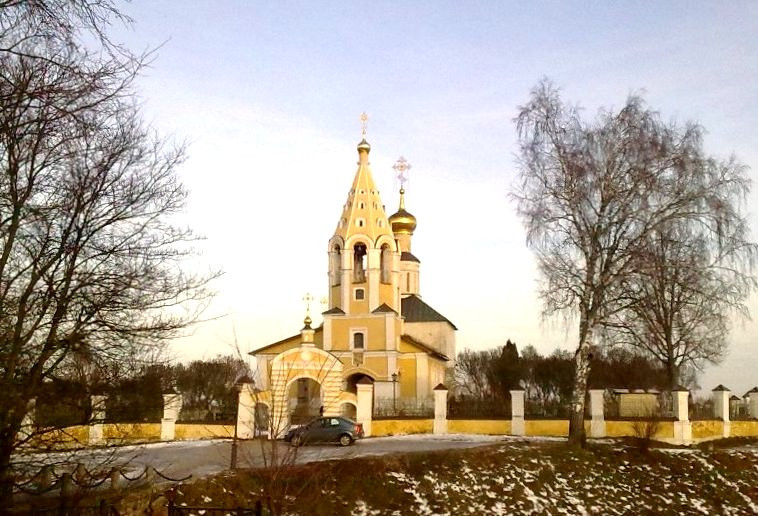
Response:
[339,434,353,447]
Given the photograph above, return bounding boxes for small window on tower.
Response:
[359,202,365,209]
[353,332,364,349]
[354,288,364,300]
[356,219,365,228]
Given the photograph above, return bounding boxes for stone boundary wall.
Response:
[32,423,236,449]
[24,384,758,448]
[372,419,433,436]
[338,383,758,445]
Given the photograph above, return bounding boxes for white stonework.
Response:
[674,421,692,445]
[713,388,730,437]
[673,390,692,445]
[673,390,689,422]
[433,386,448,435]
[510,390,525,436]
[589,389,606,438]
[356,382,373,437]
[160,393,183,441]
[236,382,257,439]
[162,393,183,420]
[749,393,758,419]
[88,395,107,446]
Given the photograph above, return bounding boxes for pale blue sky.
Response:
[114,1,757,395]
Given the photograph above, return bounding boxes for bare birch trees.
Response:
[0,1,216,501]
[512,80,754,445]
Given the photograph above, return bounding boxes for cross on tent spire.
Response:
[360,112,368,138]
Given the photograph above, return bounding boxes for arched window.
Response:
[353,243,367,282]
[331,244,341,286]
[380,244,391,284]
[353,332,364,349]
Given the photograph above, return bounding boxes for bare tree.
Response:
[609,217,755,389]
[175,356,250,421]
[511,79,751,445]
[0,1,216,502]
[454,349,495,398]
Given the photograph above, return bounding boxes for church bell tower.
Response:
[327,133,400,315]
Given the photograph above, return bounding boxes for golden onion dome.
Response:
[357,138,371,153]
[389,188,417,234]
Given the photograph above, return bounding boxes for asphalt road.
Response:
[15,435,510,481]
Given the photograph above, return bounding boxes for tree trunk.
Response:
[0,437,15,515]
[568,330,592,447]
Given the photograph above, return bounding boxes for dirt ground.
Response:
[168,437,758,515]
[13,436,758,515]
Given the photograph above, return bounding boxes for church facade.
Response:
[249,136,455,431]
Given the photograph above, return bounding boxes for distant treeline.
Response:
[35,356,250,428]
[454,341,686,417]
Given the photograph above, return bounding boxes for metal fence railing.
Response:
[373,397,434,418]
[448,396,510,419]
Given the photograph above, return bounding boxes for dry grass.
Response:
[167,439,758,515]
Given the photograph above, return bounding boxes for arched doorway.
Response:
[288,378,322,425]
[254,403,270,437]
[345,372,374,394]
[340,402,357,420]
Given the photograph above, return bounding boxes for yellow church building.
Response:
[248,134,455,433]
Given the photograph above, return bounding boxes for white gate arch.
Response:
[268,345,344,437]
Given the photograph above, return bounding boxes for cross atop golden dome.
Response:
[389,157,417,235]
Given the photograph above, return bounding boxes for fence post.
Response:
[356,377,374,437]
[747,387,758,419]
[433,384,448,435]
[161,390,183,441]
[510,389,525,436]
[89,395,107,446]
[712,384,730,438]
[672,386,691,445]
[589,389,606,438]
[236,381,256,439]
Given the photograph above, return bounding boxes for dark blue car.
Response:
[285,416,364,446]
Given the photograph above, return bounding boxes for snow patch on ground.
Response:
[368,433,565,443]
